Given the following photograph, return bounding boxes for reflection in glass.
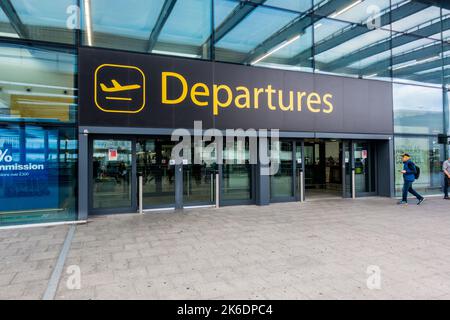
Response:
[222,140,252,201]
[0,43,77,123]
[0,124,77,226]
[93,140,132,209]
[304,140,342,199]
[265,0,313,13]
[394,136,443,196]
[183,146,216,205]
[314,17,391,79]
[136,138,176,208]
[215,5,314,71]
[354,142,375,194]
[393,83,443,134]
[271,141,293,199]
[2,0,77,43]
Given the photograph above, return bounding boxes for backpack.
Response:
[408,162,420,180]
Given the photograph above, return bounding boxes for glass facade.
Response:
[0,41,77,226]
[1,0,450,224]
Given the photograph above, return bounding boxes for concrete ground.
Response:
[1,197,450,300]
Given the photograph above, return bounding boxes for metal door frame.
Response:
[270,140,297,203]
[88,135,137,215]
[352,140,378,197]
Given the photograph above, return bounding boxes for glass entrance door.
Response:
[353,141,376,196]
[92,139,133,212]
[342,140,377,198]
[183,146,217,206]
[222,140,254,204]
[136,137,176,209]
[271,140,294,201]
[304,139,342,199]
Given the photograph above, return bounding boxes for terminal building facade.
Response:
[0,0,449,226]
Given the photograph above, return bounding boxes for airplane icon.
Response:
[94,64,146,113]
[100,79,141,93]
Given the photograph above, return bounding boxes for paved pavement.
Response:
[1,197,450,300]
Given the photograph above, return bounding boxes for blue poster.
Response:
[0,139,59,212]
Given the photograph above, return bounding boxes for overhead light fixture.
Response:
[251,35,301,65]
[314,23,323,29]
[151,50,201,59]
[330,0,362,18]
[84,0,93,46]
[365,73,378,78]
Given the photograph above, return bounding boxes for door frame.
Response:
[88,134,219,214]
[88,135,137,215]
[270,140,303,203]
[352,140,378,197]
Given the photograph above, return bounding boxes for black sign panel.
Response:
[79,47,393,134]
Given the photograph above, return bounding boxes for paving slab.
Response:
[2,197,450,299]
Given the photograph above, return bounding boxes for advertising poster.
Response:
[0,133,58,212]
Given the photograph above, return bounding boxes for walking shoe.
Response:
[417,198,425,205]
[444,197,450,200]
[397,200,407,205]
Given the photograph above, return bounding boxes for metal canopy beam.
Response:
[415,0,450,11]
[146,0,177,52]
[325,16,449,72]
[407,68,448,83]
[242,0,355,64]
[288,1,429,65]
[402,55,450,83]
[363,42,450,77]
[0,0,28,38]
[214,0,266,44]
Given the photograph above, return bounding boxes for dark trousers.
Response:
[402,180,423,202]
[444,176,449,198]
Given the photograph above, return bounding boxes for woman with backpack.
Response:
[398,153,425,205]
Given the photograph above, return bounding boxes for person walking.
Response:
[398,153,424,205]
[443,157,450,199]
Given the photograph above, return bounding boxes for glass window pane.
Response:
[445,49,450,88]
[324,0,391,24]
[391,5,442,40]
[0,7,8,22]
[222,140,252,201]
[216,6,298,54]
[87,0,165,45]
[391,32,443,86]
[254,24,313,72]
[215,6,313,71]
[393,83,443,134]
[83,0,165,52]
[264,0,313,13]
[314,18,391,80]
[8,0,76,44]
[0,7,18,38]
[155,0,212,58]
[315,28,391,64]
[136,138,176,208]
[0,124,77,226]
[93,140,132,209]
[214,0,239,28]
[394,136,443,197]
[271,141,293,199]
[0,43,77,123]
[313,18,350,43]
